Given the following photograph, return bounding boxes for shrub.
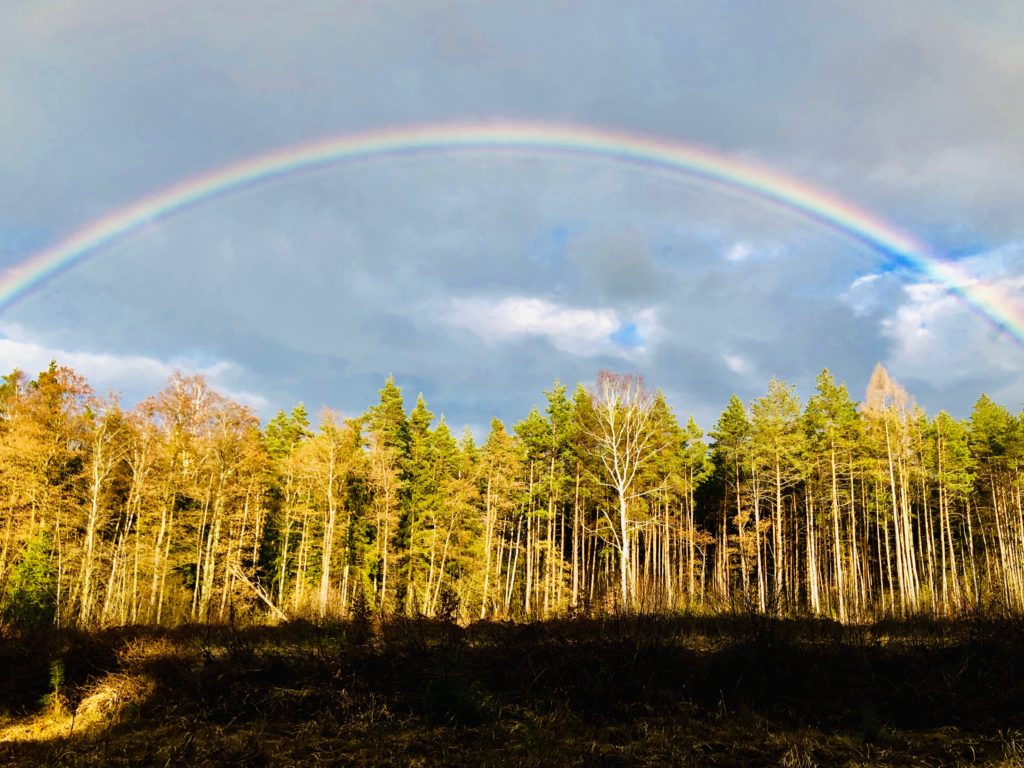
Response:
[3,530,57,629]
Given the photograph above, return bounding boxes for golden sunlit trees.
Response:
[7,359,1024,628]
[680,416,712,606]
[711,394,751,606]
[75,399,129,627]
[478,418,523,619]
[365,376,408,612]
[585,372,665,610]
[804,370,859,619]
[862,363,921,614]
[968,394,1024,610]
[750,378,803,612]
[928,411,974,612]
[263,404,311,617]
[287,411,364,619]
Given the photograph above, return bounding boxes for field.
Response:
[2,615,1024,767]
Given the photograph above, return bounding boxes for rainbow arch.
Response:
[3,120,1021,343]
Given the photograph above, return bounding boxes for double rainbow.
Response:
[3,120,1020,343]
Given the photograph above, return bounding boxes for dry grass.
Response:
[0,699,74,744]
[73,672,155,726]
[1,616,1023,766]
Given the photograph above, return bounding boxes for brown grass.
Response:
[1,616,1023,766]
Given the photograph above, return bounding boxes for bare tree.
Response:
[585,372,664,609]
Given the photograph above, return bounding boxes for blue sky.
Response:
[2,0,1024,432]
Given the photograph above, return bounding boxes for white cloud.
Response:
[882,279,1019,375]
[882,244,1024,365]
[722,352,753,376]
[848,273,881,291]
[876,246,1024,408]
[0,325,269,411]
[841,272,887,316]
[725,241,753,263]
[446,296,655,357]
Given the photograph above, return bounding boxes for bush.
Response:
[3,531,58,629]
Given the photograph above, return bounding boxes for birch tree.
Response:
[586,371,663,610]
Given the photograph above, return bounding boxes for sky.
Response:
[2,0,1024,434]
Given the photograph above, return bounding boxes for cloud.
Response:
[722,352,754,376]
[875,244,1024,410]
[882,243,1024,360]
[566,226,669,304]
[725,242,753,263]
[2,0,1024,432]
[0,324,269,411]
[447,296,658,357]
[841,272,906,317]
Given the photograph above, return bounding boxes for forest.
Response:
[1,359,1021,630]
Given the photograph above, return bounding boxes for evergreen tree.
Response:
[750,378,803,611]
[365,377,410,611]
[478,418,524,617]
[804,369,859,618]
[711,394,751,602]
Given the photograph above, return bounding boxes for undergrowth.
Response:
[1,615,1023,766]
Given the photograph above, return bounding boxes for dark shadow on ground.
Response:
[2,615,1024,766]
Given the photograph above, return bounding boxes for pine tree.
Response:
[401,394,438,613]
[365,377,410,611]
[515,405,549,616]
[681,416,712,606]
[804,369,859,618]
[711,395,751,603]
[478,418,524,618]
[930,411,974,611]
[750,378,803,612]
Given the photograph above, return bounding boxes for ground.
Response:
[2,615,1024,766]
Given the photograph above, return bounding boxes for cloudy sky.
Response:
[2,1,1023,432]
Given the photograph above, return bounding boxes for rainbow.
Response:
[4,120,1021,342]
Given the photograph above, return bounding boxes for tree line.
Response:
[1,361,1021,628]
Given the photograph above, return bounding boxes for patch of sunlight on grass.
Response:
[0,702,74,744]
[0,670,155,744]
